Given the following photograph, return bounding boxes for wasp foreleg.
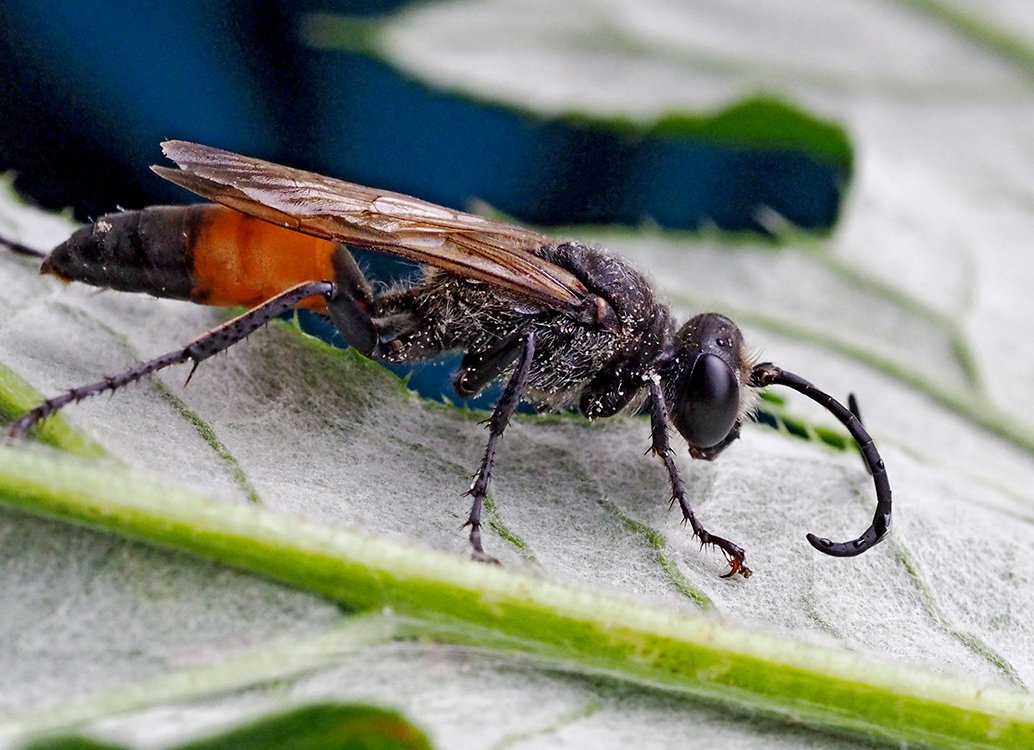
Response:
[647,377,751,578]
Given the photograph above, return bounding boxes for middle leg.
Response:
[463,331,536,562]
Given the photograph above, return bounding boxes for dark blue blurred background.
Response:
[0,0,850,406]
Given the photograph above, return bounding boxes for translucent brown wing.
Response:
[153,140,593,316]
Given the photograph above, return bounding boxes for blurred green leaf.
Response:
[175,704,432,750]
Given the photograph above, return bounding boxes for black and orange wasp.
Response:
[4,141,892,577]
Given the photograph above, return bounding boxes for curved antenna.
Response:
[750,362,892,557]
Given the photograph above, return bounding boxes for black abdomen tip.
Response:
[43,207,196,299]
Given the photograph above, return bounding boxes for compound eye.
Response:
[678,353,740,449]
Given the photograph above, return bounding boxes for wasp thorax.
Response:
[663,313,745,449]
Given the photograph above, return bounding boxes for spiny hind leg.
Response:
[7,243,435,435]
[9,280,339,437]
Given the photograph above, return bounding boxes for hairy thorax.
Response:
[376,243,672,411]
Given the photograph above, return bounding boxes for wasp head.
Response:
[659,312,756,454]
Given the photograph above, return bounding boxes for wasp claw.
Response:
[721,558,752,578]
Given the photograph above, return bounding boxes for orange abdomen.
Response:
[43,204,337,313]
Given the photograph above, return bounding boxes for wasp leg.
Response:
[8,280,338,437]
[647,377,751,578]
[323,246,449,362]
[463,331,536,563]
[324,245,382,357]
[454,336,524,398]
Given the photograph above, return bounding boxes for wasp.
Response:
[4,141,892,577]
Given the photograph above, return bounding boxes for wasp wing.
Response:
[153,141,595,318]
